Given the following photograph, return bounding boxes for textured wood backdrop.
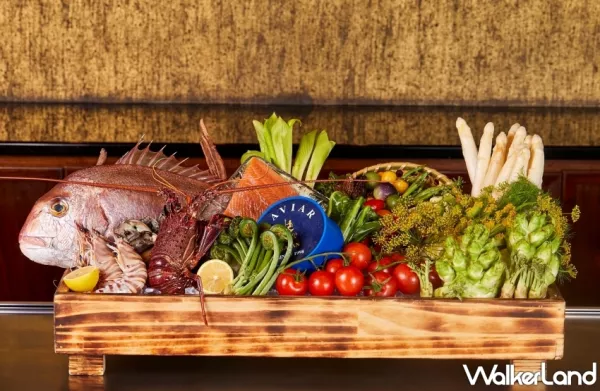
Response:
[1,103,599,145]
[0,0,599,106]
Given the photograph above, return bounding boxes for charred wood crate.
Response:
[54,274,565,377]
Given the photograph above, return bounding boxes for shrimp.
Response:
[77,225,147,294]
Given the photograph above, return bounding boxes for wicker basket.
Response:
[351,162,452,187]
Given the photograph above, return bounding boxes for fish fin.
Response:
[114,130,226,182]
[96,149,108,165]
[199,119,228,181]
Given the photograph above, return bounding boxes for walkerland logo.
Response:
[463,363,597,386]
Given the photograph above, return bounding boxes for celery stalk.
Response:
[263,112,278,132]
[270,117,293,173]
[240,150,266,164]
[304,130,336,188]
[291,129,317,180]
[252,120,276,164]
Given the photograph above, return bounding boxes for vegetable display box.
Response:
[54,273,565,377]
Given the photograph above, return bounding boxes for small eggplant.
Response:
[373,183,396,200]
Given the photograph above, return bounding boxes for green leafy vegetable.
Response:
[434,224,506,299]
[291,130,317,180]
[244,113,335,184]
[304,130,336,188]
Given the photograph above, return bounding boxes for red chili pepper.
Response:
[364,199,385,211]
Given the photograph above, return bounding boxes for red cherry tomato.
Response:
[308,271,335,296]
[335,266,365,296]
[325,258,344,275]
[366,256,394,274]
[359,237,372,246]
[393,263,420,295]
[376,209,392,217]
[364,199,385,211]
[343,242,372,270]
[275,269,308,296]
[365,271,398,297]
[429,265,443,290]
[391,253,406,262]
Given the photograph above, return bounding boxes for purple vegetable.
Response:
[373,183,396,200]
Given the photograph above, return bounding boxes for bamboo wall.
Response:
[1,0,599,107]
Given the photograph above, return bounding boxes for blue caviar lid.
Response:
[258,196,344,272]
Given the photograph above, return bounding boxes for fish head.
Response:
[19,185,87,268]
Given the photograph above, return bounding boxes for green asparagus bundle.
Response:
[434,224,506,299]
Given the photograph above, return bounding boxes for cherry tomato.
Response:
[275,269,308,296]
[325,258,344,275]
[366,256,394,274]
[343,242,372,270]
[429,265,443,290]
[359,237,372,247]
[393,263,420,295]
[391,253,406,262]
[364,199,385,211]
[365,271,398,297]
[376,209,392,217]
[335,266,365,296]
[308,271,335,296]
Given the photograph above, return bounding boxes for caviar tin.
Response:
[258,196,344,272]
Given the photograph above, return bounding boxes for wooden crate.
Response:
[54,274,565,377]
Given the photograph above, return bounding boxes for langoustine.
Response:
[77,225,148,294]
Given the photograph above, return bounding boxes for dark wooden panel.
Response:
[0,167,66,301]
[2,104,600,146]
[560,172,600,307]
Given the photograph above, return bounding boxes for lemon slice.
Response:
[197,259,234,294]
[63,266,100,292]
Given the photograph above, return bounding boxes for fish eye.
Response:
[50,199,68,217]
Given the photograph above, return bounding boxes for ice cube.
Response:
[185,287,200,295]
[143,287,161,295]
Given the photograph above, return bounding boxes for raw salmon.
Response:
[223,158,298,220]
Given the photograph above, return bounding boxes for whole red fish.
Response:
[18,120,230,269]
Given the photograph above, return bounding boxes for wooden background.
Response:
[1,104,600,145]
[0,0,599,106]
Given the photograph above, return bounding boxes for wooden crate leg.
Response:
[68,355,106,376]
[511,360,546,391]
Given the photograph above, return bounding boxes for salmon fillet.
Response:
[223,158,298,220]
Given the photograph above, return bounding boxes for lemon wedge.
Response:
[197,259,234,294]
[63,266,100,292]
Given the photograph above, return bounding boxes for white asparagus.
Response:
[495,144,521,187]
[524,134,532,148]
[471,122,495,196]
[507,126,527,159]
[482,132,507,189]
[456,117,478,184]
[509,146,531,183]
[505,123,520,156]
[528,134,545,188]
